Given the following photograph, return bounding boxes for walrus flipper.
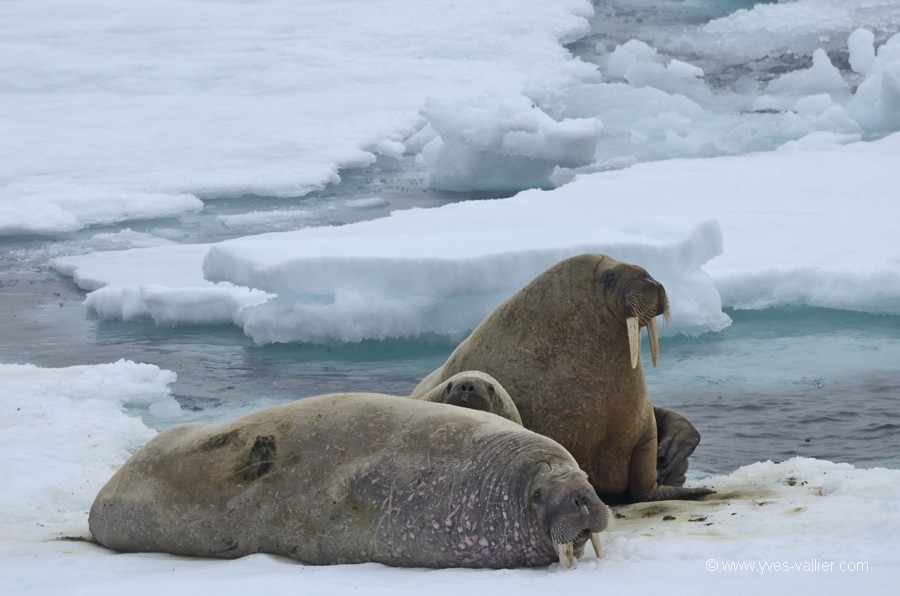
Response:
[655,406,701,486]
[630,426,713,503]
[641,484,716,502]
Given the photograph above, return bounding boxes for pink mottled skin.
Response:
[90,393,608,568]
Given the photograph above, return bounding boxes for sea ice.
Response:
[1,361,898,594]
[0,0,597,235]
[53,129,900,344]
[848,28,877,75]
[420,92,602,192]
[848,33,900,134]
[606,39,708,99]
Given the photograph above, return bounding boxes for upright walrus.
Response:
[412,254,713,503]
[90,393,608,568]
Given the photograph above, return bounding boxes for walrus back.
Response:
[89,393,572,567]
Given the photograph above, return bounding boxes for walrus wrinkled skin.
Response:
[412,254,713,503]
[413,370,522,425]
[89,393,608,568]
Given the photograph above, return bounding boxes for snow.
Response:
[46,10,900,343]
[420,92,603,192]
[53,130,900,343]
[5,0,900,591]
[1,361,898,594]
[0,361,174,545]
[6,1,900,237]
[36,4,900,345]
[0,0,595,235]
[849,28,878,76]
[668,0,900,64]
[52,244,272,326]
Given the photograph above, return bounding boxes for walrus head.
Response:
[530,463,609,567]
[440,375,496,413]
[598,260,671,369]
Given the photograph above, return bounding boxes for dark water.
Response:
[2,268,898,477]
[2,0,898,479]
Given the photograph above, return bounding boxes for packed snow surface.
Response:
[1,361,897,594]
[0,0,595,234]
[6,1,900,235]
[22,0,897,344]
[53,131,900,343]
[4,0,900,593]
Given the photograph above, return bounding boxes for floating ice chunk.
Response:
[766,49,848,97]
[667,59,704,80]
[51,244,273,326]
[372,139,407,160]
[606,39,707,99]
[607,39,660,79]
[420,92,602,192]
[685,0,900,65]
[794,94,839,117]
[219,209,317,229]
[84,284,271,326]
[848,33,900,134]
[790,94,860,134]
[848,28,876,75]
[716,266,900,315]
[89,229,177,250]
[560,82,750,162]
[203,206,727,343]
[342,197,391,210]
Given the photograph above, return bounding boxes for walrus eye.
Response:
[445,382,453,394]
[601,272,615,287]
[487,384,495,394]
[532,489,543,503]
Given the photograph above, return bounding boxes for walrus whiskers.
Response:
[625,290,670,369]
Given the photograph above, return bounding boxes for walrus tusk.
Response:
[556,542,574,568]
[626,317,640,369]
[590,532,603,559]
[648,317,659,368]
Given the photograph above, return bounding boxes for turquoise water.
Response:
[1,150,898,478]
[2,265,898,477]
[2,0,897,479]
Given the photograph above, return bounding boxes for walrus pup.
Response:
[412,370,522,425]
[412,254,713,503]
[90,394,608,568]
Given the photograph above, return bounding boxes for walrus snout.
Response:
[624,277,670,369]
[624,277,670,322]
[534,474,608,567]
[444,379,493,413]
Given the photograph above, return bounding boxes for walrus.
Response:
[89,393,608,568]
[411,254,713,503]
[412,370,522,425]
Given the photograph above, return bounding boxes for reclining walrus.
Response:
[90,393,608,568]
